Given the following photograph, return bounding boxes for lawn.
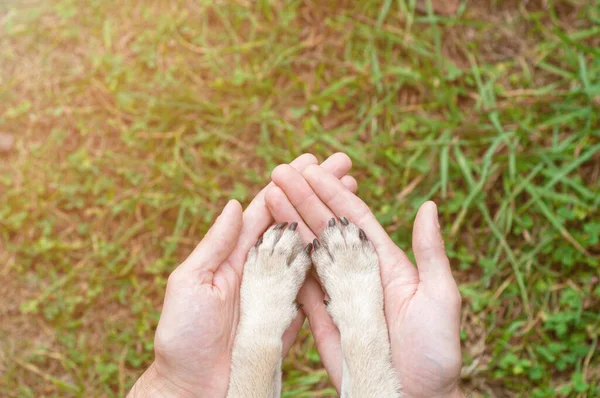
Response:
[0,0,599,396]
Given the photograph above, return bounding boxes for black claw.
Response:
[328,217,336,227]
[359,229,367,241]
[289,222,298,231]
[305,242,313,254]
[295,302,304,311]
[255,236,263,247]
[313,238,320,250]
[340,216,349,226]
[275,222,288,230]
[323,299,329,307]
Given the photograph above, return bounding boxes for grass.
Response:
[0,0,598,396]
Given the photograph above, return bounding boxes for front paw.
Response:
[238,222,312,336]
[311,217,384,331]
[312,217,402,397]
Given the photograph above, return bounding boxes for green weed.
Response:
[0,0,598,396]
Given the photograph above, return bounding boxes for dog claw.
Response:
[305,243,313,254]
[359,229,367,241]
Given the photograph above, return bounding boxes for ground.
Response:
[0,0,599,397]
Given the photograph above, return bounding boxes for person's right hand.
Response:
[265,162,463,397]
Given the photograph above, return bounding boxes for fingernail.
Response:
[275,222,288,230]
[255,236,263,247]
[305,242,313,254]
[313,238,320,249]
[289,222,298,231]
[340,216,349,226]
[328,217,336,227]
[359,229,367,241]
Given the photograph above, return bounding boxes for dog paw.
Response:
[238,222,312,336]
[312,217,401,397]
[311,217,384,331]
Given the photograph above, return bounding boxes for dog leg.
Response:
[312,218,402,398]
[227,222,311,398]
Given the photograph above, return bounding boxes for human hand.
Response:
[128,153,358,397]
[265,163,463,397]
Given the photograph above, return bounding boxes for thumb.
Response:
[179,199,243,273]
[412,201,455,286]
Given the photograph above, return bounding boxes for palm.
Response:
[154,264,239,394]
[387,282,462,397]
[131,153,356,397]
[266,163,463,397]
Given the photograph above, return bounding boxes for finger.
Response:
[282,309,306,356]
[264,174,358,243]
[412,201,455,286]
[229,153,354,275]
[297,276,343,390]
[301,165,418,285]
[340,175,358,193]
[265,186,317,243]
[318,152,353,177]
[271,164,337,236]
[270,153,352,237]
[179,200,243,274]
[227,153,319,271]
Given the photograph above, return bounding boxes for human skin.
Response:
[127,153,358,397]
[128,152,464,397]
[265,162,464,397]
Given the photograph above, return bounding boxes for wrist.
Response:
[408,386,465,398]
[128,362,196,398]
[448,387,466,398]
[427,387,465,398]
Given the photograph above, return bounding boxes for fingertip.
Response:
[330,152,352,169]
[217,200,243,230]
[180,199,244,273]
[225,199,243,215]
[413,201,452,283]
[421,200,438,215]
[340,175,358,193]
[215,199,243,228]
[415,200,441,235]
[271,164,293,184]
[294,153,319,166]
[414,201,443,249]
[320,152,352,178]
[336,152,352,169]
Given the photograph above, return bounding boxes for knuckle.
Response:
[167,268,183,285]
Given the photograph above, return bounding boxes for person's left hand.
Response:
[265,164,463,397]
[128,153,357,397]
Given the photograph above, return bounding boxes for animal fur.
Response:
[227,218,401,397]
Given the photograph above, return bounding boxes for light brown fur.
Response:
[228,219,402,397]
